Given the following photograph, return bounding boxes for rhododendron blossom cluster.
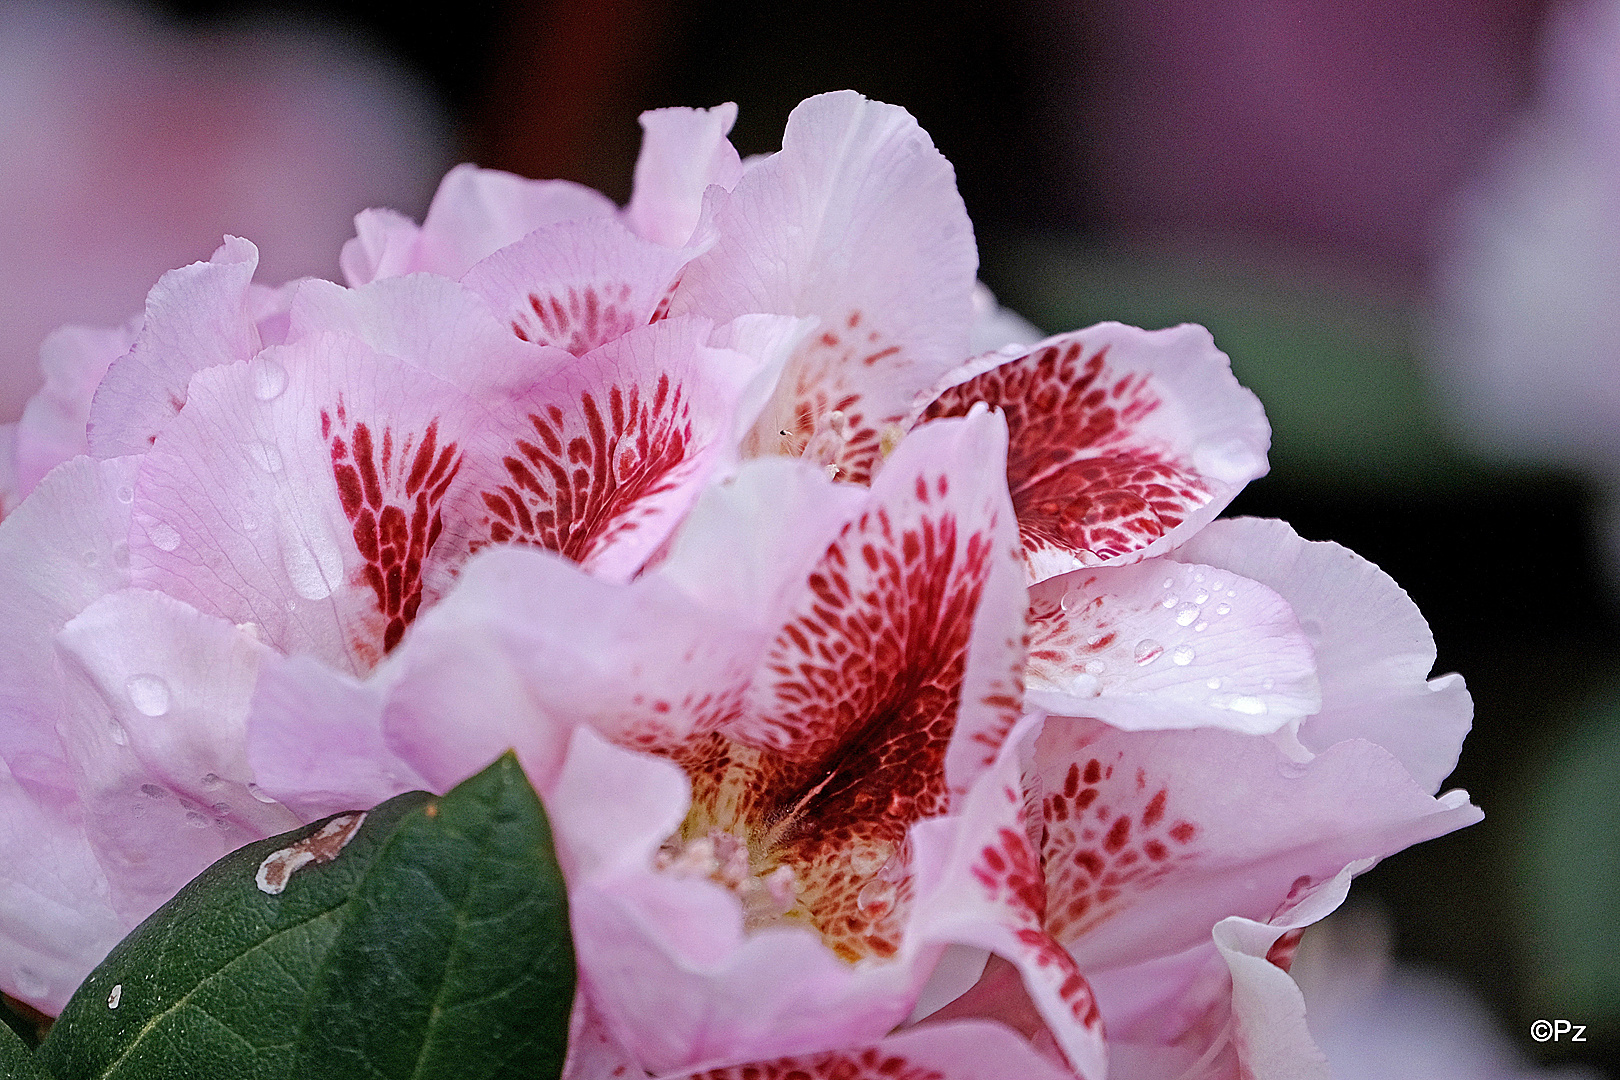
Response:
[0,92,1478,1079]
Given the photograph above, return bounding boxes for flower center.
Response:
[655,828,802,933]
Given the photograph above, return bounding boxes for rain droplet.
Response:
[1175,604,1200,626]
[1207,677,1222,690]
[1228,696,1268,716]
[250,357,289,401]
[247,442,283,473]
[111,542,130,568]
[139,783,167,799]
[210,802,232,816]
[82,549,100,567]
[1171,645,1196,666]
[148,521,182,552]
[856,878,896,915]
[1193,591,1209,604]
[125,674,170,717]
[200,773,222,789]
[1059,589,1083,613]
[108,722,128,746]
[1194,621,1208,632]
[107,984,122,1009]
[115,484,134,504]
[1215,604,1231,616]
[247,783,278,804]
[1162,578,1174,589]
[1133,639,1164,665]
[1083,659,1105,675]
[184,811,208,828]
[1262,678,1275,691]
[1084,633,1104,647]
[1161,595,1178,609]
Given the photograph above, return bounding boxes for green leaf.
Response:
[37,753,574,1080]
[0,1017,53,1079]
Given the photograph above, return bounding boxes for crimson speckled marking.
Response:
[922,339,1212,565]
[323,398,462,660]
[508,282,645,355]
[1040,755,1200,943]
[653,463,1001,964]
[755,309,899,484]
[470,374,696,568]
[689,1046,945,1080]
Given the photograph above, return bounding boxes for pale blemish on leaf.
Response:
[255,811,367,895]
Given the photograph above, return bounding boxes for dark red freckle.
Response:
[1049,797,1069,822]
[1091,632,1116,650]
[914,475,929,503]
[351,424,384,508]
[490,521,513,543]
[1135,767,1147,791]
[862,345,900,366]
[407,422,440,494]
[1143,840,1168,860]
[901,532,920,562]
[653,701,671,714]
[1142,789,1167,828]
[819,332,840,348]
[1097,887,1119,903]
[1169,821,1197,844]
[512,322,529,341]
[1117,850,1139,867]
[1083,759,1102,784]
[482,491,516,525]
[936,474,948,497]
[320,410,332,438]
[981,846,1006,873]
[1103,815,1131,852]
[352,508,379,560]
[1073,850,1104,876]
[1105,765,1114,779]
[384,618,405,652]
[1064,762,1081,798]
[334,464,363,516]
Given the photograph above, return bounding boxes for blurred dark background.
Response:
[14,0,1620,1073]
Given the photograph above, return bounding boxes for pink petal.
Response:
[968,282,1043,356]
[671,91,978,483]
[380,545,764,795]
[285,273,555,393]
[733,411,1026,804]
[1025,556,1319,734]
[626,102,744,248]
[460,216,700,356]
[455,315,766,584]
[909,716,1108,1080]
[0,456,138,1011]
[547,727,928,1073]
[668,1021,1084,1080]
[342,163,618,285]
[917,323,1270,580]
[127,333,488,672]
[244,650,428,822]
[87,236,263,458]
[13,320,140,498]
[1172,517,1473,794]
[1031,717,1481,974]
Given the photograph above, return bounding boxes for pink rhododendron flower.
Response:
[0,91,1478,1080]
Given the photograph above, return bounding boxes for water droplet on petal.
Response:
[108,722,129,745]
[1193,591,1209,604]
[1194,621,1208,632]
[856,877,896,916]
[1215,603,1231,616]
[82,550,99,567]
[210,801,232,816]
[139,783,167,799]
[1175,603,1199,626]
[1161,595,1178,609]
[111,542,130,568]
[115,485,134,504]
[1083,659,1105,675]
[1262,678,1275,690]
[247,783,278,804]
[1172,645,1195,665]
[1228,696,1268,716]
[247,442,283,473]
[1162,578,1174,589]
[1207,677,1222,690]
[1133,639,1164,665]
[200,773,222,789]
[107,984,122,1009]
[1060,589,1083,613]
[250,357,288,401]
[125,674,170,717]
[147,521,181,552]
[184,811,208,828]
